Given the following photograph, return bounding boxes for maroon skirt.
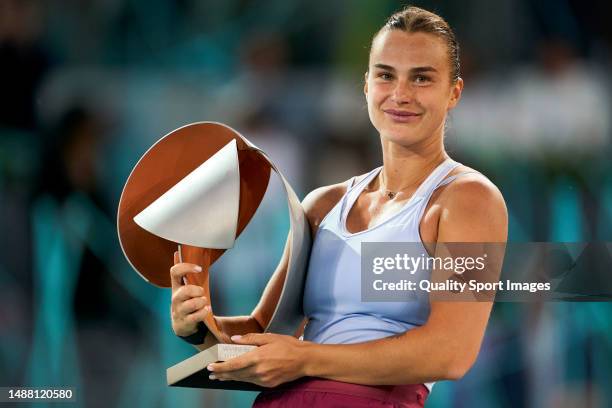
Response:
[252,377,429,408]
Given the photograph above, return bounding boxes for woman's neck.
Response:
[377,133,448,193]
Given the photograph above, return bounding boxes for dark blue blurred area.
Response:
[1,1,611,407]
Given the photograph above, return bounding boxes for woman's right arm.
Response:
[169,181,349,349]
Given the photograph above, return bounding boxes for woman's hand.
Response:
[169,259,207,337]
[207,333,310,388]
[169,252,230,342]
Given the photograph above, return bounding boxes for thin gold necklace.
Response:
[363,172,415,199]
[378,159,444,199]
[368,158,447,199]
[379,171,413,199]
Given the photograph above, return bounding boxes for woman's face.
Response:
[365,30,463,148]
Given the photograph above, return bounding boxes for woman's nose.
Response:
[391,80,414,104]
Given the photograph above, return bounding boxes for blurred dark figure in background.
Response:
[34,107,111,321]
[28,106,145,407]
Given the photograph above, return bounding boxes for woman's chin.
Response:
[379,127,424,145]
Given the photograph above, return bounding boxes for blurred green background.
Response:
[1,0,611,407]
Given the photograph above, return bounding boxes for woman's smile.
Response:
[383,108,423,123]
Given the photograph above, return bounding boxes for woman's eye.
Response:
[414,75,431,84]
[378,72,393,80]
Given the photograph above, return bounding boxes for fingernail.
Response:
[207,364,214,372]
[209,374,216,380]
[204,305,211,313]
[231,335,242,342]
[194,265,202,272]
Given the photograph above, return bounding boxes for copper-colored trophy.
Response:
[117,122,311,389]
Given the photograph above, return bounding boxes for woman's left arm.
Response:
[208,177,508,387]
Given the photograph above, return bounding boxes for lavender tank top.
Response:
[302,159,463,390]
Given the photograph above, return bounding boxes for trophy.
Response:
[117,122,311,390]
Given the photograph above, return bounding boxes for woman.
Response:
[170,6,507,407]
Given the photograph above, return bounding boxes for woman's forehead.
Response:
[369,30,448,72]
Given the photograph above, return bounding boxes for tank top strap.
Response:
[349,167,382,192]
[411,159,462,200]
[339,166,382,220]
[348,176,357,188]
[412,162,470,228]
[435,171,480,189]
[318,168,382,230]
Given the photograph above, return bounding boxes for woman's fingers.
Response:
[172,284,205,303]
[169,255,222,339]
[177,296,208,316]
[184,304,212,323]
[210,366,258,383]
[171,290,210,336]
[170,262,202,290]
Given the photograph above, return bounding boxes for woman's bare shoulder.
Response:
[439,165,505,207]
[435,165,508,241]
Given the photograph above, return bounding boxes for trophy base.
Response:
[167,343,263,391]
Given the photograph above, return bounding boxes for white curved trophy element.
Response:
[134,139,240,249]
[232,128,311,335]
[254,148,311,335]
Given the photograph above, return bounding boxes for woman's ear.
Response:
[447,77,464,110]
[364,72,369,100]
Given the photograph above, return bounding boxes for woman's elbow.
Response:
[444,362,471,381]
[442,351,477,381]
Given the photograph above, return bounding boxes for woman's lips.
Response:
[383,109,422,123]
